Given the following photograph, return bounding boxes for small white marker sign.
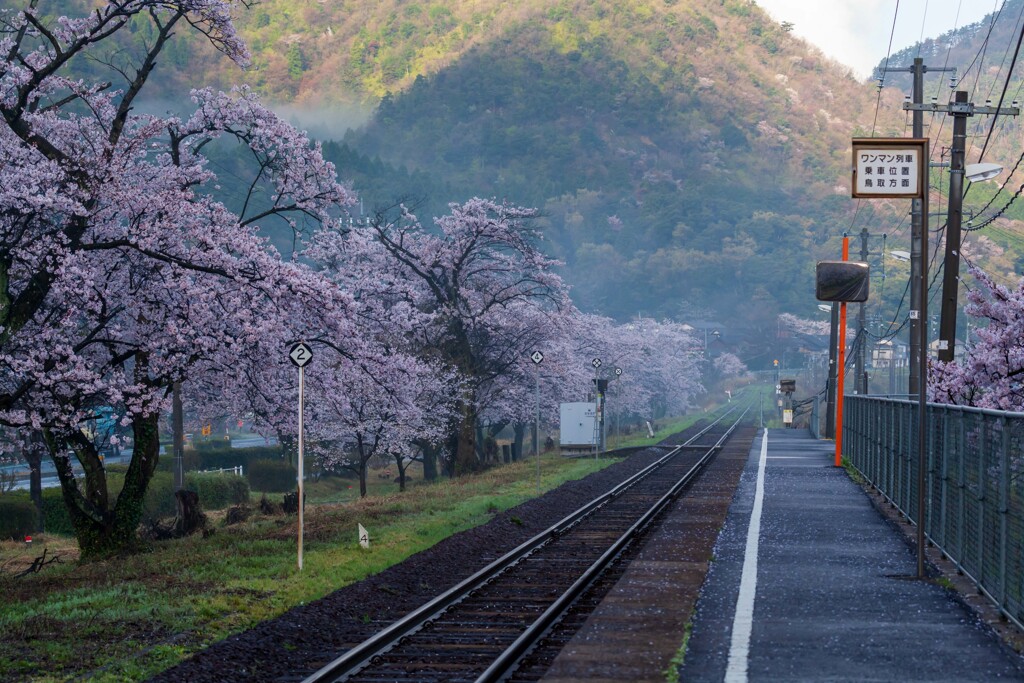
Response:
[358,523,370,549]
[531,350,544,365]
[289,341,313,368]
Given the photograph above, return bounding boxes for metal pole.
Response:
[858,227,869,394]
[826,303,839,438]
[938,91,968,363]
[534,367,539,459]
[172,381,184,493]
[835,237,850,467]
[298,363,305,572]
[602,391,607,452]
[535,366,540,495]
[594,367,598,460]
[917,164,930,579]
[909,57,924,396]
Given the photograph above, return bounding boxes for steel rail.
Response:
[477,402,750,682]
[302,403,748,683]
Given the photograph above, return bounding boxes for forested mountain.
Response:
[25,0,1024,342]
[316,0,886,327]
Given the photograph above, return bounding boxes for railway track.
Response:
[303,402,753,683]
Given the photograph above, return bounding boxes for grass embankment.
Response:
[0,412,715,682]
[0,453,616,682]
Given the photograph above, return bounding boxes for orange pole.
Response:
[835,237,849,467]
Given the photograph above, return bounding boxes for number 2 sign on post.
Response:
[289,342,313,570]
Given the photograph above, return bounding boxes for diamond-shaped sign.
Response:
[592,357,602,369]
[531,350,544,365]
[289,342,313,368]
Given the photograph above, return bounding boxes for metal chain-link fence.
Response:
[844,395,1024,628]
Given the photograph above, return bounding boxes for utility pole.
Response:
[931,91,1019,362]
[857,227,868,395]
[908,59,928,396]
[881,58,953,394]
[172,382,184,494]
[855,228,886,395]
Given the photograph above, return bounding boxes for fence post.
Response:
[978,416,987,584]
[939,406,949,550]
[1001,415,1010,608]
[957,408,966,571]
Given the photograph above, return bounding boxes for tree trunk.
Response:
[393,454,408,492]
[420,442,438,482]
[26,433,44,533]
[513,423,527,462]
[475,423,485,462]
[454,402,479,476]
[47,411,162,560]
[173,490,205,536]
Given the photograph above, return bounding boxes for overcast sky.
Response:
[755,0,999,80]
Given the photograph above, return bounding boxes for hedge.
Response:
[142,471,250,517]
[186,472,250,510]
[156,444,283,473]
[25,470,251,536]
[0,498,37,540]
[247,459,296,493]
[41,487,73,535]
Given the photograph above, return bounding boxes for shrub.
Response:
[142,471,177,519]
[155,447,200,472]
[194,437,232,451]
[248,459,296,493]
[40,487,73,536]
[0,498,37,539]
[197,445,283,471]
[185,472,250,510]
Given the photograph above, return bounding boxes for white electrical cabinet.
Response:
[560,402,597,448]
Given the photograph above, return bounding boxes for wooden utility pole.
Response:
[879,59,953,393]
[172,382,184,493]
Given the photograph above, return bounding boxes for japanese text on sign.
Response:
[851,139,927,199]
[856,151,917,193]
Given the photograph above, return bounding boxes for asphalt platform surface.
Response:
[680,428,1024,682]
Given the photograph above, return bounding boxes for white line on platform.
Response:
[725,428,768,683]
[766,456,818,459]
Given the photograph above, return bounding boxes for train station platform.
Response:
[680,428,1024,682]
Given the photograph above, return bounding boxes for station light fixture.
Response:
[964,162,1003,183]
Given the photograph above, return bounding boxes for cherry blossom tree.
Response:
[777,313,831,336]
[929,267,1024,411]
[554,314,704,436]
[0,2,354,557]
[313,198,572,476]
[713,352,748,378]
[307,353,455,495]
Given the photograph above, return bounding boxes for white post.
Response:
[535,366,540,495]
[298,363,305,571]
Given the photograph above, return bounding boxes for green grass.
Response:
[606,409,722,450]
[840,456,866,485]
[664,619,694,682]
[0,452,618,682]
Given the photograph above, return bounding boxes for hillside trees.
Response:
[0,2,354,557]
